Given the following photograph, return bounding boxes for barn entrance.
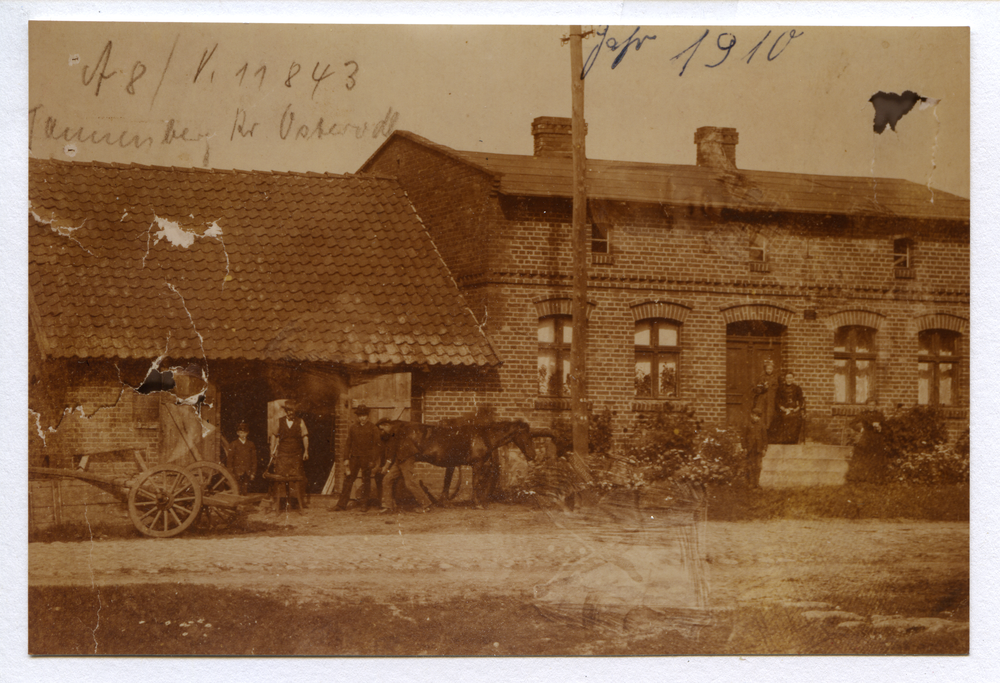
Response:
[725,320,784,430]
[267,399,336,496]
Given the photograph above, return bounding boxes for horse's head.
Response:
[376,418,401,440]
[509,420,537,461]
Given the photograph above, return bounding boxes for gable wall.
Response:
[365,137,502,299]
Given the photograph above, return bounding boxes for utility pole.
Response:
[569,26,589,460]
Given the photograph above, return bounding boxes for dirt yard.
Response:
[30,500,969,610]
[29,497,969,655]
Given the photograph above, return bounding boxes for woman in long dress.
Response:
[768,371,805,444]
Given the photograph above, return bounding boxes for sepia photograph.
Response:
[22,16,975,662]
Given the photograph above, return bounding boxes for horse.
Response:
[376,419,537,508]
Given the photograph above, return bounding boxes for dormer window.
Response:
[749,231,769,272]
[894,238,916,278]
[591,223,614,265]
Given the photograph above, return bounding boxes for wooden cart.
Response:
[29,455,265,538]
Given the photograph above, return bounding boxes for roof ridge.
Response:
[28,156,381,182]
[359,129,500,179]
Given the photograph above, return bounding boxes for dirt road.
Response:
[29,504,969,613]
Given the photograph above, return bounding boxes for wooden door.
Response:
[350,373,412,424]
[725,322,783,429]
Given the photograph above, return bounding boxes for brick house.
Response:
[360,117,970,450]
[28,158,499,526]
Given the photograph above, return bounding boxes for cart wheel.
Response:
[128,464,203,538]
[186,461,241,529]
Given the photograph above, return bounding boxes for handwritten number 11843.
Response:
[671,29,805,76]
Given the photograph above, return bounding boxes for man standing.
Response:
[227,421,258,495]
[378,420,434,514]
[750,358,778,437]
[333,405,383,511]
[269,401,309,511]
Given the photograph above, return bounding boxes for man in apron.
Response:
[269,401,309,511]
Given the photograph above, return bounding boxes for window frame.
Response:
[893,238,914,269]
[918,329,961,406]
[591,222,610,255]
[833,325,877,405]
[749,231,767,263]
[538,315,573,398]
[634,318,682,399]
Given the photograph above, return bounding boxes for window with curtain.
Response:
[918,329,960,406]
[635,319,681,398]
[538,315,572,397]
[833,326,877,404]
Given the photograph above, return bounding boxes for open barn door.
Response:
[322,372,411,496]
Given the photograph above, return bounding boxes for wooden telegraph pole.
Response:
[569,26,589,460]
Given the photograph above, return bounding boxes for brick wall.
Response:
[369,140,969,446]
[30,381,161,469]
[364,136,501,300]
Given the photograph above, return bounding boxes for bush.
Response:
[603,403,742,489]
[548,407,615,457]
[527,405,743,505]
[846,406,968,485]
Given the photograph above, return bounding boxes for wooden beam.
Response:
[569,26,589,460]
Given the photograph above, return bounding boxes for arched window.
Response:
[635,319,681,398]
[538,315,572,397]
[834,326,876,404]
[918,330,961,406]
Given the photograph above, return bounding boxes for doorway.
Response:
[725,320,784,429]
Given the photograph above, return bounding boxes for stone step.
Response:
[759,443,852,488]
[763,458,851,473]
[759,470,848,488]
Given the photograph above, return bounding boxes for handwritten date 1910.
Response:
[670,29,805,77]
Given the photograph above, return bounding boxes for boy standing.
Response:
[744,410,768,488]
[228,421,258,494]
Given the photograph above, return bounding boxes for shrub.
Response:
[548,407,615,457]
[846,406,967,485]
[602,403,742,489]
[526,404,743,505]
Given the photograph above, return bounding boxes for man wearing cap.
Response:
[269,401,309,511]
[227,421,258,495]
[333,404,383,512]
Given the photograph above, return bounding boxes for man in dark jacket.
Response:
[227,421,258,494]
[333,405,384,511]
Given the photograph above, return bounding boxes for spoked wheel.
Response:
[127,464,203,538]
[186,461,241,530]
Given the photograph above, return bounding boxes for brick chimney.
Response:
[694,126,739,170]
[532,116,587,158]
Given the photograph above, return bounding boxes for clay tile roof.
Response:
[29,158,499,368]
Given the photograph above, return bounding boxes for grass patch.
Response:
[706,484,969,522]
[29,583,967,655]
